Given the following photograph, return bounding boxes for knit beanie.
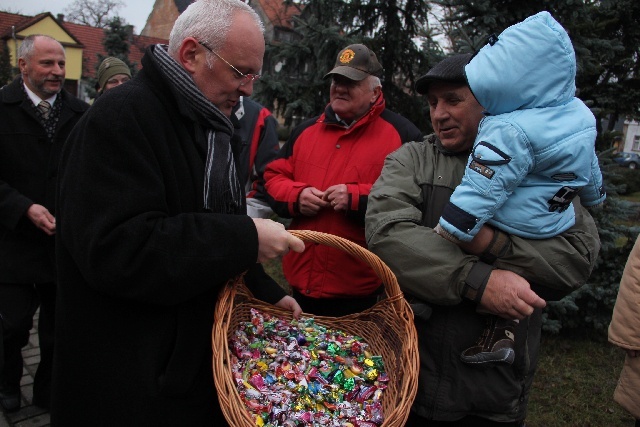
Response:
[97,57,132,90]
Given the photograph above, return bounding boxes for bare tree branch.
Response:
[63,0,125,28]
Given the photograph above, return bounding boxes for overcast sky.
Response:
[0,0,157,34]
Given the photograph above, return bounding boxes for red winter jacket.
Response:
[265,94,422,298]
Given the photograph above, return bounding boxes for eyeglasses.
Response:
[198,41,260,86]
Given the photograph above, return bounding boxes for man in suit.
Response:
[0,34,89,412]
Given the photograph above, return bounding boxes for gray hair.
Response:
[368,75,382,91]
[167,0,264,60]
[18,34,64,61]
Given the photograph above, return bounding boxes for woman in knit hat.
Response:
[95,57,132,96]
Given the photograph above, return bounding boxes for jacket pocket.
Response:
[156,304,212,397]
[465,141,512,196]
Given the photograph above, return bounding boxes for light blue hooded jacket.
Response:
[439,11,606,241]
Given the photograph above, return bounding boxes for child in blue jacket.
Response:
[435,11,606,366]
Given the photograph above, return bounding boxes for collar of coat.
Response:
[320,91,386,131]
[1,76,88,114]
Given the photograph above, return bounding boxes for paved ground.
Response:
[0,311,50,427]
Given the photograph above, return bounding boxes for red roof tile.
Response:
[255,0,301,29]
[0,11,32,37]
[0,12,83,46]
[62,21,167,78]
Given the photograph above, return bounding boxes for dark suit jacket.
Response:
[0,76,89,283]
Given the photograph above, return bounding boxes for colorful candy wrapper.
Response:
[229,309,387,426]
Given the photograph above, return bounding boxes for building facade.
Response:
[0,11,166,100]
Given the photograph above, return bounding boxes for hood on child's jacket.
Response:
[465,11,576,115]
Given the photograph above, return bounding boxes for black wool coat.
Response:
[52,46,285,426]
[0,77,89,283]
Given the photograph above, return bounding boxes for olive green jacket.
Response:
[365,135,601,422]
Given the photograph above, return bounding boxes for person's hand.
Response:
[26,204,56,236]
[298,187,328,216]
[274,295,303,319]
[252,218,305,263]
[479,269,546,320]
[323,184,348,211]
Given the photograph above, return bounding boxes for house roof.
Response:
[0,12,83,47]
[0,2,299,79]
[61,20,167,78]
[0,10,167,79]
[254,0,301,29]
[0,11,26,32]
[139,0,301,40]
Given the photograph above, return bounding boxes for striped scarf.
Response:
[151,44,244,214]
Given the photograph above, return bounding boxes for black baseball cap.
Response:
[414,53,472,94]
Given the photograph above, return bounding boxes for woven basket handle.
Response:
[288,230,402,303]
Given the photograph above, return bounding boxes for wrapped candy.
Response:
[229,309,387,426]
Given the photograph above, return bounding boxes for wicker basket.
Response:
[212,230,419,426]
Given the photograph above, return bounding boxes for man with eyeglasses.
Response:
[52,0,304,425]
[264,44,422,317]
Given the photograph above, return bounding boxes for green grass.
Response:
[527,333,635,426]
[263,258,636,426]
[263,257,289,289]
[620,191,640,203]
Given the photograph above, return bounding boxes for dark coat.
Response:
[52,46,285,426]
[0,77,88,283]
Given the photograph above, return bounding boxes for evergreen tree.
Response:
[86,16,136,99]
[575,0,640,149]
[433,0,640,150]
[543,153,639,335]
[255,1,348,128]
[341,0,434,131]
[98,16,137,71]
[254,0,435,132]
[0,43,14,86]
[432,0,545,52]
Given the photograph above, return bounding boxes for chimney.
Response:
[57,14,65,22]
[124,24,134,42]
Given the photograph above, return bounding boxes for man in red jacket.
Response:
[264,44,422,316]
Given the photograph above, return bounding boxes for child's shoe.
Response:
[461,316,517,366]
